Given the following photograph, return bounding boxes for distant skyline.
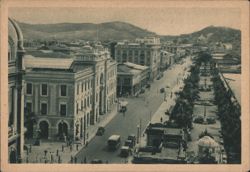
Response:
[9,7,241,35]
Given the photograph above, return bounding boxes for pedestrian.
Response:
[70,144,73,152]
[160,117,163,123]
[56,149,59,156]
[64,134,67,143]
[74,156,77,163]
[44,150,48,157]
[51,152,54,163]
[29,144,32,153]
[70,156,74,163]
[84,156,87,163]
[62,145,64,152]
[58,155,61,163]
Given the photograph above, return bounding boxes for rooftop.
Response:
[24,55,74,70]
[117,62,148,75]
[26,50,73,58]
[123,62,148,71]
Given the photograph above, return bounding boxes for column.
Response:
[13,87,18,135]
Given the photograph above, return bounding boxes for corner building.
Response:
[114,37,161,81]
[23,45,117,143]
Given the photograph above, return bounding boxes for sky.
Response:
[9,7,241,35]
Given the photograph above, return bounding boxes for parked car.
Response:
[127,134,136,147]
[120,146,131,157]
[193,116,204,124]
[124,139,133,149]
[140,88,145,94]
[160,88,165,93]
[207,117,216,124]
[91,159,103,164]
[96,126,105,136]
[145,84,151,88]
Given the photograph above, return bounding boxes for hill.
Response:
[17,21,157,41]
[161,26,240,47]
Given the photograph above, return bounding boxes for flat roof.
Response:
[24,55,74,70]
[123,62,149,70]
[118,65,141,75]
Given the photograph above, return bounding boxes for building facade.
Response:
[117,62,149,96]
[23,45,117,143]
[114,37,161,81]
[8,18,25,163]
[160,50,175,70]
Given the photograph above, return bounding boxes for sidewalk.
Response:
[140,67,190,146]
[23,106,118,163]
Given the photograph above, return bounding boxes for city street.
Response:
[75,56,192,163]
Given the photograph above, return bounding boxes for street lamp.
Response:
[137,125,140,144]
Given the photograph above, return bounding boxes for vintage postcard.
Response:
[0,0,249,172]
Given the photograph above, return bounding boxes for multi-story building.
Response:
[160,50,175,70]
[114,37,161,81]
[23,44,117,144]
[117,62,149,96]
[8,18,25,163]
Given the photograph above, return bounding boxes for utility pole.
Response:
[139,118,142,144]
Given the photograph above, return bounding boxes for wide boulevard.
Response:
[75,56,192,163]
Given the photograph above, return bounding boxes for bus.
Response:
[107,135,121,150]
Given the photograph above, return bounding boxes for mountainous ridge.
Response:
[17,21,157,41]
[16,21,241,46]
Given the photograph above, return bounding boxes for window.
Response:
[76,103,79,114]
[26,102,32,113]
[26,83,32,95]
[116,50,121,56]
[129,56,133,62]
[81,100,83,110]
[41,84,47,96]
[124,78,131,85]
[140,52,145,65]
[77,84,79,95]
[60,104,67,116]
[8,52,11,62]
[41,103,47,115]
[81,82,84,93]
[87,96,90,107]
[90,95,93,104]
[84,98,87,108]
[134,50,138,56]
[122,52,127,62]
[60,85,67,96]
